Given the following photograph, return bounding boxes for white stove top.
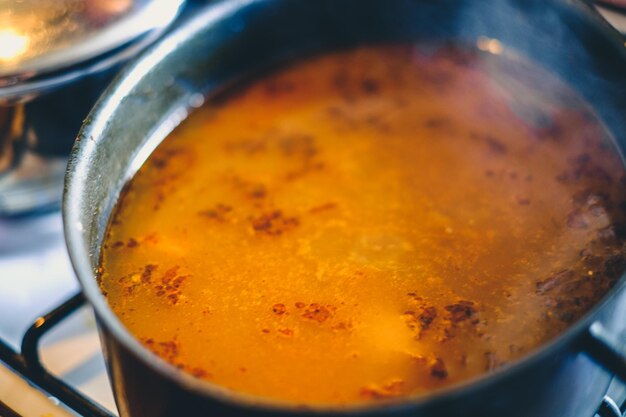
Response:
[0,212,116,416]
[0,5,625,417]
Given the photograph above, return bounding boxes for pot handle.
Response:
[582,322,626,417]
[583,322,626,382]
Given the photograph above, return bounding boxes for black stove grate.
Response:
[0,293,115,417]
[599,397,626,417]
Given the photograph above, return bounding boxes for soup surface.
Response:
[99,44,626,405]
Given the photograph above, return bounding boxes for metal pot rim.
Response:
[63,0,626,414]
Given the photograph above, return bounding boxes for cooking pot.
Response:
[64,0,626,416]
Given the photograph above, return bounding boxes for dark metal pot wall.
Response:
[65,0,626,416]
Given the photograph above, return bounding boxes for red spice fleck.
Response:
[361,78,380,94]
[154,266,188,305]
[153,191,165,211]
[127,238,139,248]
[112,241,124,249]
[309,203,337,214]
[331,321,353,331]
[484,136,507,154]
[145,339,180,363]
[141,264,157,283]
[419,306,438,329]
[152,159,167,170]
[144,233,159,244]
[162,266,180,284]
[557,154,613,184]
[430,358,448,379]
[302,303,334,323]
[536,269,574,295]
[248,184,267,199]
[199,204,233,222]
[444,300,476,323]
[295,302,306,309]
[272,303,287,315]
[278,328,294,337]
[250,211,299,236]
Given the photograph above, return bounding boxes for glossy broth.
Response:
[99,44,626,405]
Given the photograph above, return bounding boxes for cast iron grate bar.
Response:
[597,396,626,417]
[0,292,116,417]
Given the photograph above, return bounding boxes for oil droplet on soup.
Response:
[99,44,626,405]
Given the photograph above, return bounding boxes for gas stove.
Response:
[1,4,626,417]
[0,212,115,416]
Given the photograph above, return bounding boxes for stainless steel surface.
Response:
[0,149,66,215]
[0,0,185,216]
[0,0,184,83]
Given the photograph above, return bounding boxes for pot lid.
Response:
[0,0,184,81]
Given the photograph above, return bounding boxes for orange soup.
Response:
[99,45,626,405]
